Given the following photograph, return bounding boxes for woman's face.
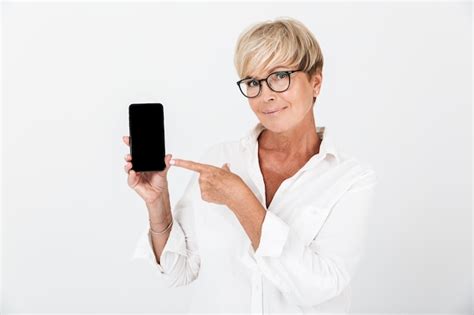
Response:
[247,65,322,133]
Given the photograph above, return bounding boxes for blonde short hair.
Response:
[234,17,324,80]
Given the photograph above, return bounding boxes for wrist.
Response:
[149,216,172,232]
[145,189,167,208]
[146,198,171,222]
[149,213,172,230]
[228,181,252,213]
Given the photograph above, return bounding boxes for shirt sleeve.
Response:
[253,169,377,307]
[130,212,199,288]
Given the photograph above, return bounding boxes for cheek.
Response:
[248,100,261,113]
[287,84,313,106]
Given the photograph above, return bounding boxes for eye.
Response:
[276,72,289,79]
[246,79,259,87]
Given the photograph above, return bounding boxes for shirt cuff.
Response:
[254,211,290,257]
[130,217,187,274]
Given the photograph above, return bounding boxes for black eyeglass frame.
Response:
[236,69,304,98]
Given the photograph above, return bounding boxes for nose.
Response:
[259,80,275,102]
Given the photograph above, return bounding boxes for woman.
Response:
[123,17,377,314]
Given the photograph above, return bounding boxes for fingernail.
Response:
[170,159,175,165]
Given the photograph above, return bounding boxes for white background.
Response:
[1,1,472,314]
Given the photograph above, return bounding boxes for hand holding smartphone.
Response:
[123,103,174,208]
[123,103,172,223]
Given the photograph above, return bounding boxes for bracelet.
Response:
[149,218,173,235]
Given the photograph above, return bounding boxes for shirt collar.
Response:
[239,121,340,165]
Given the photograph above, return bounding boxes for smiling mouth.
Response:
[263,107,288,115]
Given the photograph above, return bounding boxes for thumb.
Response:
[221,162,231,171]
[157,154,173,177]
[164,154,173,169]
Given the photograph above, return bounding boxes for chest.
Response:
[258,150,304,209]
[261,172,285,209]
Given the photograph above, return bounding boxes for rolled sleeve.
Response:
[254,210,290,257]
[130,217,187,274]
[251,170,377,307]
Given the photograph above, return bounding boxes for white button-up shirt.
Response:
[131,122,377,314]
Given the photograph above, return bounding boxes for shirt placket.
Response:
[250,263,264,314]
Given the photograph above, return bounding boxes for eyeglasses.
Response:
[236,69,303,98]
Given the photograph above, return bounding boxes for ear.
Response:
[312,72,323,97]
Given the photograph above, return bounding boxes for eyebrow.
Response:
[243,66,288,80]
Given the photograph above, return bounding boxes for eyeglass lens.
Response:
[239,72,291,98]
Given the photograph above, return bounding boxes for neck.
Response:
[258,114,321,159]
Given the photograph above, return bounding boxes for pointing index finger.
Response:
[172,159,210,173]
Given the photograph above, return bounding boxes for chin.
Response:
[260,120,292,133]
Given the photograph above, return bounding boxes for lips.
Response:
[263,107,287,114]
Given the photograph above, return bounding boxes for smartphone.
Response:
[128,103,166,172]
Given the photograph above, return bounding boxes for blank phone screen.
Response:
[128,103,166,172]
